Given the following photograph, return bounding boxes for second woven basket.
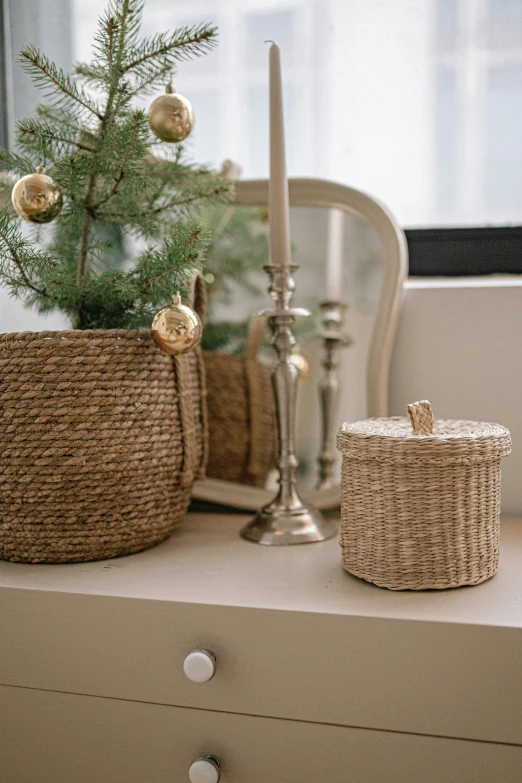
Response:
[203,315,277,488]
[337,400,511,590]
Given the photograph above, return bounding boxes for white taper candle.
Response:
[268,43,291,267]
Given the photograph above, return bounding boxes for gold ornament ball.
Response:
[148,91,194,143]
[12,169,63,224]
[151,295,202,355]
[290,352,311,381]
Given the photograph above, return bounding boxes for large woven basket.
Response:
[0,327,207,564]
[203,315,276,488]
[337,400,512,590]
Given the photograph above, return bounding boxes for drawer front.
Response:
[1,685,521,783]
[1,588,521,745]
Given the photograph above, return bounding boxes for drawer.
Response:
[1,587,521,745]
[1,685,521,783]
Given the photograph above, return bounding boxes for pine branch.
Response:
[145,232,203,290]
[0,175,13,208]
[100,183,232,222]
[0,209,56,299]
[75,1,142,93]
[102,1,133,125]
[151,186,231,214]
[0,1,230,331]
[16,118,94,155]
[131,219,208,294]
[125,63,173,98]
[19,45,102,119]
[110,0,144,51]
[91,111,143,208]
[77,176,96,284]
[35,103,86,136]
[0,148,37,177]
[122,23,218,77]
[106,12,118,65]
[75,220,208,329]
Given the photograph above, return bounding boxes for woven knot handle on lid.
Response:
[407,400,435,435]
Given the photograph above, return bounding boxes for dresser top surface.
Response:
[1,513,521,629]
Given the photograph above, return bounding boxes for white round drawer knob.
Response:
[189,755,221,783]
[183,649,216,683]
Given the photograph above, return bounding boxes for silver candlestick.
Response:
[240,265,337,545]
[316,301,352,491]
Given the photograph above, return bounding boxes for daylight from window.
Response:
[70,0,522,228]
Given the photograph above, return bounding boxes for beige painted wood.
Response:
[1,514,521,745]
[192,177,408,510]
[1,513,520,631]
[2,686,521,783]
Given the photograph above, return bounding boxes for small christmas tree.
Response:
[0,0,233,330]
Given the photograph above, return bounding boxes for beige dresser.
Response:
[1,513,521,782]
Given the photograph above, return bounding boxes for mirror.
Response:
[192,178,407,510]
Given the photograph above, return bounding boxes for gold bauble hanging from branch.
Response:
[11,166,62,224]
[151,293,202,355]
[148,83,194,143]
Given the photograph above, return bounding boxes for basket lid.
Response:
[337,400,511,464]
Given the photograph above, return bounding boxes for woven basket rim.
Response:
[340,415,510,439]
[338,416,511,463]
[0,329,151,342]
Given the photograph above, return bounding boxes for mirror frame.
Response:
[193,177,408,511]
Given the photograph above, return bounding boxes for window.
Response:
[3,0,522,272]
[71,0,522,232]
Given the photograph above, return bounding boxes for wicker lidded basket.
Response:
[337,400,512,590]
[0,292,208,564]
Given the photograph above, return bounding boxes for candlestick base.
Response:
[240,502,337,546]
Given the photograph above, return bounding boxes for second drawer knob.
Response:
[189,755,221,783]
[183,649,216,683]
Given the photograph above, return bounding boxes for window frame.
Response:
[405,226,522,276]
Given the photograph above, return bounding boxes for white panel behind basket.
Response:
[0,290,68,332]
[390,277,522,516]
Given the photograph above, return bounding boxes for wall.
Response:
[3,0,72,144]
[390,277,522,516]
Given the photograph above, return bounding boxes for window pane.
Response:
[59,0,522,227]
[487,0,522,24]
[187,89,221,165]
[435,67,458,218]
[246,83,297,177]
[485,65,522,214]
[246,9,296,70]
[435,0,459,52]
[247,86,268,178]
[485,0,522,49]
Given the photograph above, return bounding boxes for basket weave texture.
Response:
[337,401,511,590]
[203,351,276,487]
[0,330,207,563]
[202,313,276,488]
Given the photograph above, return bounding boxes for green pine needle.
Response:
[0,0,229,330]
